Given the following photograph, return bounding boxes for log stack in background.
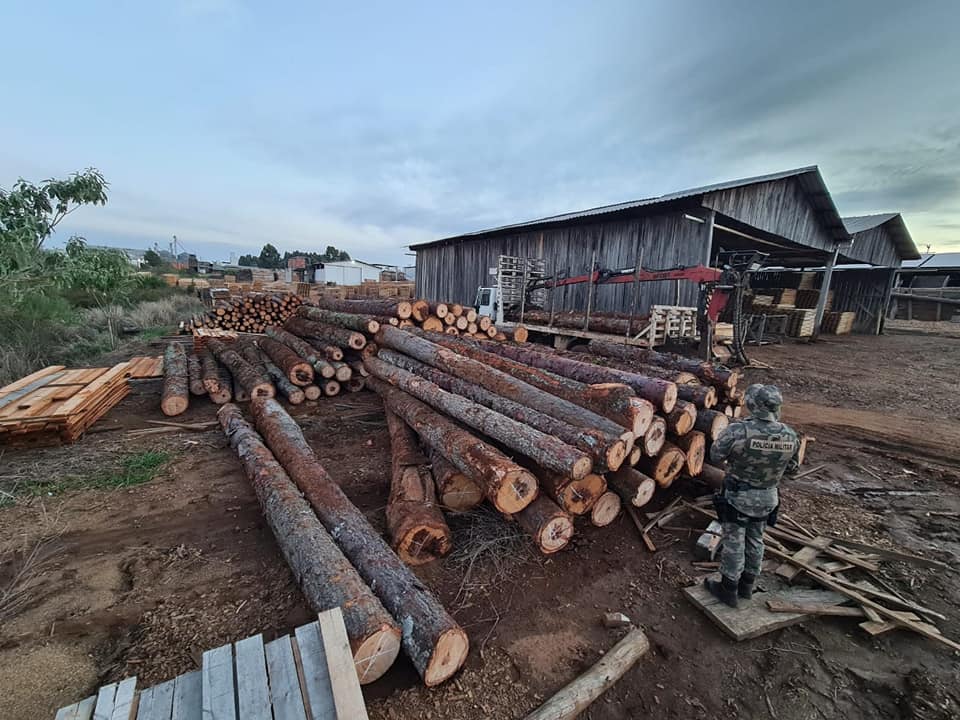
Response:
[186,291,305,333]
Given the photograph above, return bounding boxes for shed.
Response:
[892,252,960,322]
[313,259,381,286]
[842,213,919,267]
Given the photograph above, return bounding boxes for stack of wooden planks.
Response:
[0,364,131,446]
[821,311,856,335]
[124,355,164,379]
[184,291,305,333]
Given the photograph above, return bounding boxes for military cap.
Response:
[744,384,783,421]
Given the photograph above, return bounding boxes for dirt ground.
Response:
[2,329,959,720]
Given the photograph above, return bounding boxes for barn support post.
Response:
[812,245,840,339]
[698,210,716,359]
[878,267,898,334]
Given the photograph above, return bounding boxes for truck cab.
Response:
[475,287,498,320]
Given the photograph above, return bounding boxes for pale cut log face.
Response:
[424,629,470,687]
[539,516,575,553]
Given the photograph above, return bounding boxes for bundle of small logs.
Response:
[360,326,746,555]
[186,291,305,333]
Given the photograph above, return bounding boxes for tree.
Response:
[258,243,282,269]
[322,245,350,262]
[238,253,260,267]
[143,249,163,268]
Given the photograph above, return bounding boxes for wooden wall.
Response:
[414,211,708,315]
[828,269,895,334]
[844,224,901,267]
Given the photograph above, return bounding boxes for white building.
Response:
[313,260,381,285]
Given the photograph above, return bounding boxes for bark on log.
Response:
[296,305,381,334]
[378,350,627,472]
[519,309,647,335]
[409,330,651,436]
[323,344,345,361]
[379,327,634,452]
[588,340,741,389]
[218,404,401,682]
[693,408,730,441]
[186,352,206,396]
[210,362,233,404]
[313,297,413,320]
[449,303,464,317]
[199,347,222,395]
[699,463,725,490]
[385,409,453,566]
[284,316,367,350]
[636,443,686,488]
[207,339,275,399]
[664,399,697,436]
[607,466,656,508]
[589,491,622,527]
[474,341,677,412]
[315,359,336,379]
[233,374,250,403]
[642,416,667,456]
[673,430,706,476]
[676,383,717,410]
[259,337,315,386]
[263,359,306,405]
[265,325,326,366]
[322,379,341,396]
[249,398,469,686]
[365,356,594,480]
[346,376,366,392]
[422,316,445,332]
[538,471,607,516]
[369,377,537,514]
[428,302,448,319]
[427,448,483,512]
[161,343,190,416]
[514,495,574,554]
[330,361,353,382]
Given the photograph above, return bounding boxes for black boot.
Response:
[704,575,739,608]
[738,573,757,600]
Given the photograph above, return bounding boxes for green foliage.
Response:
[59,237,136,306]
[238,253,259,267]
[143,249,163,268]
[258,243,282,269]
[13,451,171,501]
[279,246,351,266]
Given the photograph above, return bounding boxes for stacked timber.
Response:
[186,291,304,333]
[517,309,649,335]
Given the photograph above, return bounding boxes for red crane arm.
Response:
[544,264,723,288]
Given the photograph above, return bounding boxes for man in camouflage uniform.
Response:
[705,384,800,608]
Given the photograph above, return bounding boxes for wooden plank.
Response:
[317,608,369,720]
[294,622,336,720]
[684,581,847,641]
[55,695,98,720]
[0,365,65,394]
[93,682,118,720]
[766,601,865,617]
[826,536,951,570]
[171,670,202,720]
[0,371,66,410]
[202,644,237,720]
[110,677,137,720]
[234,634,271,720]
[49,362,130,417]
[264,636,307,720]
[774,537,830,581]
[139,678,176,720]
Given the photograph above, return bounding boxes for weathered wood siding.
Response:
[844,225,901,267]
[414,212,708,315]
[828,269,894,334]
[702,177,835,252]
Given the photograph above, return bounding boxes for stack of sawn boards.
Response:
[361,326,746,556]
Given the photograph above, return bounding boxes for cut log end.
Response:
[557,473,606,516]
[160,396,189,416]
[396,301,413,319]
[605,440,629,473]
[510,325,529,343]
[539,515,575,553]
[571,455,594,481]
[397,525,453,566]
[354,627,403,685]
[424,628,470,687]
[250,382,276,399]
[494,469,538,514]
[662,383,678,413]
[323,380,341,396]
[303,385,321,401]
[629,446,641,466]
[590,491,622,527]
[643,417,667,456]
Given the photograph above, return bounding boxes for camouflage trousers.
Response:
[719,517,767,581]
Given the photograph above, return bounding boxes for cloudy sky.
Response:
[2,1,958,265]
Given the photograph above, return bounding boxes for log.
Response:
[664,399,697,436]
[263,359,306,405]
[217,404,401,682]
[637,443,686,488]
[455,316,469,331]
[186,352,206,396]
[330,361,353,382]
[590,491,621,527]
[365,356,594,480]
[427,447,483,512]
[303,384,322,401]
[410,299,430,322]
[384,409,453,565]
[210,362,233,404]
[379,327,635,452]
[315,359,336,379]
[208,339,275,399]
[296,305,381,334]
[449,303,464,317]
[588,340,741,389]
[249,398,469,685]
[676,383,717,410]
[422,315,445,332]
[538,471,607,516]
[378,350,627,472]
[323,344,345,361]
[428,302,449,319]
[313,296,413,320]
[346,376,366,392]
[607,466,656,508]
[465,308,478,323]
[475,341,677,412]
[477,315,492,331]
[233,374,250,403]
[514,495,574,554]
[674,430,706,476]
[699,463,725,490]
[259,337,315,386]
[507,325,528,343]
[520,309,647,335]
[522,628,651,720]
[693,409,730,441]
[409,330,651,435]
[369,377,537,514]
[642,416,667,456]
[284,316,367,351]
[199,347,223,395]
[265,325,325,365]
[322,379,341,396]
[161,343,190,416]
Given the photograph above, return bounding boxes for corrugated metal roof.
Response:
[412,166,849,250]
[901,252,960,269]
[842,213,920,260]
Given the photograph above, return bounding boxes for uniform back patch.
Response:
[749,438,796,452]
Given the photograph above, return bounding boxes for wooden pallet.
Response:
[0,363,131,446]
[54,608,367,720]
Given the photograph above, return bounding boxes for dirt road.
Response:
[1,331,958,719]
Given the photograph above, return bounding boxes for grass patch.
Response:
[138,326,169,341]
[13,451,172,501]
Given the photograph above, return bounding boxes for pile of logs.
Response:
[185,291,305,333]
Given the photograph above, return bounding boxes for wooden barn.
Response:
[891,251,960,322]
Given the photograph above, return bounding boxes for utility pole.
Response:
[812,244,839,340]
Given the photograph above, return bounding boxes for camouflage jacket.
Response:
[709,417,800,490]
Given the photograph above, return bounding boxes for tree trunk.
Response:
[368,377,537,514]
[210,361,233,404]
[313,297,413,320]
[249,398,468,686]
[449,303,464,317]
[506,325,529,343]
[636,443,686,488]
[218,404,401,683]
[161,343,189,416]
[379,327,635,451]
[207,339,275,398]
[322,379,341,396]
[378,350,627,473]
[475,340,677,412]
[428,302,449,319]
[676,383,716,409]
[519,309,646,335]
[366,356,593,479]
[588,340,741,389]
[538,471,607,516]
[664,399,697,436]
[693,409,730,441]
[422,316,445,332]
[263,359,306,405]
[199,347,222,395]
[409,330,652,436]
[673,430,706,476]
[303,384,321,401]
[346,376,366,392]
[284,316,367,350]
[384,409,453,566]
[607,466,656,508]
[330,361,353,382]
[296,305,381,334]
[589,491,621,527]
[699,463,725,490]
[258,337,315,386]
[514,495,574,554]
[642,416,667,456]
[265,325,326,365]
[410,299,430,322]
[186,352,206,396]
[427,448,483,512]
